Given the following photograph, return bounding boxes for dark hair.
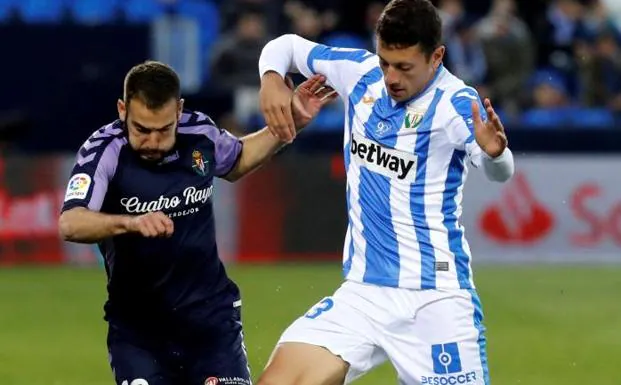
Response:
[375,0,442,57]
[123,61,181,110]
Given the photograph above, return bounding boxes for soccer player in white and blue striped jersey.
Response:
[255,1,514,384]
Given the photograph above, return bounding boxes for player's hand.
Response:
[127,211,174,238]
[291,74,338,130]
[260,71,296,143]
[472,98,508,158]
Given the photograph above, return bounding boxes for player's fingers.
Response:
[140,220,157,238]
[160,213,175,236]
[497,130,508,144]
[285,75,295,91]
[315,85,332,97]
[484,98,501,124]
[270,106,291,141]
[262,110,279,137]
[485,105,504,132]
[153,219,168,236]
[317,86,337,99]
[283,104,297,141]
[152,212,172,236]
[320,89,338,105]
[309,74,326,94]
[471,100,482,125]
[165,219,174,236]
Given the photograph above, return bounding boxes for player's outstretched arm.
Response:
[223,75,337,182]
[258,34,374,143]
[59,208,174,243]
[471,98,514,182]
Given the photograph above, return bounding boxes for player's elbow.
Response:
[58,212,75,242]
[58,209,83,242]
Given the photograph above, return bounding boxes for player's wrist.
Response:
[261,70,285,84]
[116,215,135,235]
[483,146,507,160]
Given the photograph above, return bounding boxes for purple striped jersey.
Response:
[61,110,243,326]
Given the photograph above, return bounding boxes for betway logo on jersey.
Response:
[350,132,417,182]
[120,186,213,217]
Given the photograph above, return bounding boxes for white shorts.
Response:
[278,280,489,385]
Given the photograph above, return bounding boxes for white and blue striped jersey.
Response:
[260,35,493,290]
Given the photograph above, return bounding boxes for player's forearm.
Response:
[59,207,132,243]
[482,147,514,182]
[224,127,285,182]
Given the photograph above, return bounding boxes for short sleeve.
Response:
[61,127,124,213]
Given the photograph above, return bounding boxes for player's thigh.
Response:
[258,286,388,385]
[107,325,176,385]
[385,289,489,385]
[184,305,252,385]
[257,342,350,385]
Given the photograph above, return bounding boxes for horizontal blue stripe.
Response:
[307,45,373,74]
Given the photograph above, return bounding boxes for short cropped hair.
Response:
[123,61,181,110]
[375,0,443,57]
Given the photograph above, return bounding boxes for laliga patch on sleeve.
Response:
[64,173,92,202]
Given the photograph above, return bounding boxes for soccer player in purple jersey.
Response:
[58,61,336,385]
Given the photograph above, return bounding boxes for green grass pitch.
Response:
[0,264,620,384]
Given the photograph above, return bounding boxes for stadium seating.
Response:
[0,0,15,22]
[13,0,71,23]
[70,0,122,25]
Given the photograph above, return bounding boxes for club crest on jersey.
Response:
[405,111,424,129]
[192,150,208,176]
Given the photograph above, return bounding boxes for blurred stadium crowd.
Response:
[1,0,621,132]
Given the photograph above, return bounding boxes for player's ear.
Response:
[432,46,445,70]
[178,98,185,118]
[117,99,127,121]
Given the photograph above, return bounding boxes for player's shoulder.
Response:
[178,109,217,128]
[436,69,481,118]
[177,110,238,143]
[79,120,127,153]
[309,40,376,65]
[74,120,127,170]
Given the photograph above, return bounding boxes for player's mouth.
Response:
[139,151,164,161]
[389,87,406,98]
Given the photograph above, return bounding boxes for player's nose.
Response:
[384,67,399,85]
[144,132,161,146]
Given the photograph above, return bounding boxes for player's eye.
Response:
[397,65,412,72]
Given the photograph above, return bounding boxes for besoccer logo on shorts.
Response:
[64,173,91,201]
[432,343,462,374]
[421,343,478,385]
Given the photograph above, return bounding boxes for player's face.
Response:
[118,97,183,161]
[377,40,445,102]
